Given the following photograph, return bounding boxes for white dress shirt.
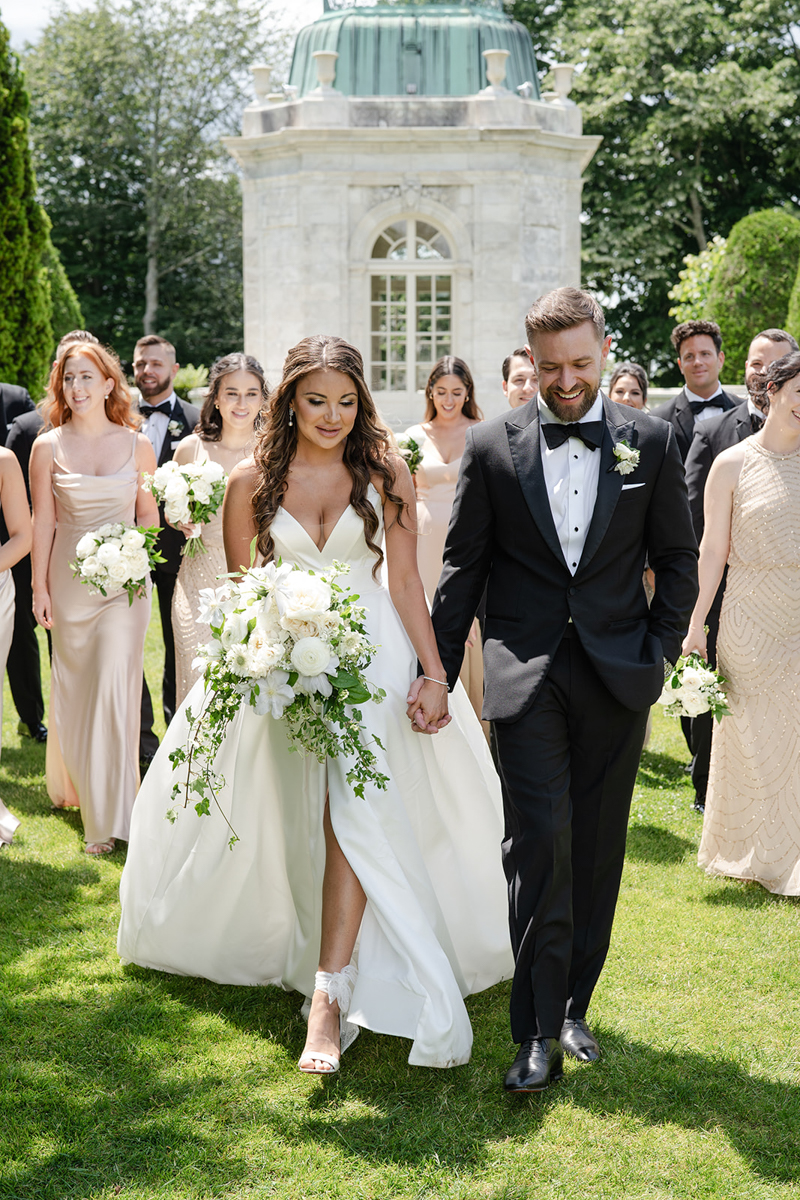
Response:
[685,383,724,423]
[538,393,604,576]
[139,390,179,461]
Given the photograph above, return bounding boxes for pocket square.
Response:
[621,482,645,490]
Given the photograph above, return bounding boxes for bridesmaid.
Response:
[171,354,268,707]
[30,342,159,855]
[403,356,485,719]
[0,447,33,848]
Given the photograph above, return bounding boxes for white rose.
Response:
[202,460,226,484]
[107,558,132,585]
[658,684,684,707]
[310,611,341,639]
[121,528,146,550]
[79,555,101,578]
[97,523,115,538]
[189,479,212,504]
[698,668,717,687]
[103,537,123,550]
[246,637,284,677]
[682,689,710,717]
[281,616,320,641]
[75,533,98,560]
[291,636,334,677]
[111,523,125,536]
[123,548,150,579]
[96,543,122,567]
[680,666,703,690]
[276,572,332,621]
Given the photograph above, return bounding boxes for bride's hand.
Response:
[406,676,450,735]
[175,520,200,539]
[33,589,53,630]
[681,623,707,660]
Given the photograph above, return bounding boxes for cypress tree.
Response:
[0,19,52,393]
[707,209,800,384]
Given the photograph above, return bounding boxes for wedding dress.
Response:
[118,486,513,1067]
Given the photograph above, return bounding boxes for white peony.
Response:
[658,684,681,707]
[291,636,334,677]
[189,478,212,504]
[75,533,98,560]
[107,558,132,585]
[253,669,295,718]
[310,610,341,639]
[680,666,703,690]
[79,555,101,578]
[697,667,718,687]
[276,572,333,624]
[96,542,122,567]
[202,460,225,483]
[682,689,710,717]
[245,633,285,677]
[123,548,150,579]
[121,528,146,550]
[97,523,115,538]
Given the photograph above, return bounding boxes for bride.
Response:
[118,335,512,1073]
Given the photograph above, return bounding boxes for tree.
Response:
[707,208,800,381]
[509,0,800,382]
[667,236,726,324]
[42,237,84,345]
[0,18,52,392]
[25,0,291,365]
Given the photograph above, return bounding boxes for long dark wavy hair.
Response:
[423,355,483,421]
[196,353,269,441]
[251,335,407,578]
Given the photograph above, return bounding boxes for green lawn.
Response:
[1,623,799,1199]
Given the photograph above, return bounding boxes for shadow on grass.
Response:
[0,855,103,968]
[636,747,690,789]
[703,881,800,909]
[626,824,695,865]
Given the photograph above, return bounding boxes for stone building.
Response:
[224,0,600,426]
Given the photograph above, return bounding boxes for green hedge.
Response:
[707,209,800,383]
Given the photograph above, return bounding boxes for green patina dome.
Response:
[288,0,540,99]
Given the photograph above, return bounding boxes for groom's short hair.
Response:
[525,288,605,345]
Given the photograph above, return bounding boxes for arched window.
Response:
[369,218,453,394]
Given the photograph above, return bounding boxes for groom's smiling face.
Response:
[528,321,612,423]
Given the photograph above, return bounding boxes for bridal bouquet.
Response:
[658,652,730,721]
[397,434,422,475]
[71,523,164,604]
[168,559,388,846]
[144,459,227,558]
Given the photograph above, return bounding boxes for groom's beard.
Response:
[540,381,599,424]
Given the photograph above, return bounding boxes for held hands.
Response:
[33,589,53,630]
[681,623,707,660]
[406,675,451,735]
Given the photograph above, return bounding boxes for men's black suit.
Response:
[682,403,754,803]
[431,397,698,1041]
[139,397,201,758]
[0,383,36,433]
[652,386,741,463]
[3,409,47,732]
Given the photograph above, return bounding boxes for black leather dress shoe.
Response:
[560,1018,600,1062]
[18,721,47,744]
[503,1037,563,1092]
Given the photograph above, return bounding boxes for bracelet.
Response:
[423,675,448,687]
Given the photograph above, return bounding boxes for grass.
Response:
[2,622,800,1199]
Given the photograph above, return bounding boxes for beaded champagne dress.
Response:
[403,424,484,719]
[171,440,248,708]
[118,487,513,1067]
[700,439,800,894]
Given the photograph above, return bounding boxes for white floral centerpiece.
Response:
[168,559,388,847]
[71,523,164,605]
[144,459,227,558]
[658,651,729,721]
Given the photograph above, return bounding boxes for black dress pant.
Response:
[139,566,178,759]
[6,554,46,730]
[686,607,720,804]
[493,628,648,1043]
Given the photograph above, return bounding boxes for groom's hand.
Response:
[406,676,451,735]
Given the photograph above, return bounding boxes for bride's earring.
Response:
[288,407,294,428]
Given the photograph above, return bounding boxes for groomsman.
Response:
[682,327,798,811]
[426,288,698,1092]
[132,336,199,764]
[502,348,538,409]
[653,320,740,462]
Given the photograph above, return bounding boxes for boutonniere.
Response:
[610,440,640,475]
[168,419,183,438]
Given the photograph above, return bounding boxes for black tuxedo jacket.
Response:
[147,397,201,575]
[5,409,45,504]
[431,396,699,722]
[652,386,741,462]
[0,383,35,439]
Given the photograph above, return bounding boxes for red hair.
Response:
[43,342,140,430]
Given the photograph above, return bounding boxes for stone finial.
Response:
[250,64,272,103]
[482,48,511,92]
[312,50,340,93]
[551,63,576,105]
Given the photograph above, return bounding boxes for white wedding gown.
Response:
[118,486,513,1067]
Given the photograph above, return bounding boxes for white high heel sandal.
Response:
[298,964,360,1075]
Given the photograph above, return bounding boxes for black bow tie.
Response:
[140,400,174,418]
[688,397,725,416]
[541,420,603,452]
[750,411,765,434]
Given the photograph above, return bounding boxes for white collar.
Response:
[538,392,605,426]
[684,384,723,405]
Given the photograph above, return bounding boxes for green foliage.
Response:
[0,19,52,392]
[24,0,291,366]
[40,235,83,345]
[783,249,800,348]
[173,363,209,401]
[510,0,800,382]
[707,209,800,383]
[668,235,727,324]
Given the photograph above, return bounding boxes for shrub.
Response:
[668,236,727,324]
[707,209,800,383]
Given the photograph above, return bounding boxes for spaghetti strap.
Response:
[128,428,139,465]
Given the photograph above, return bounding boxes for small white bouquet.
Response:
[397,434,422,475]
[168,559,388,847]
[144,459,227,558]
[71,523,164,605]
[657,651,730,721]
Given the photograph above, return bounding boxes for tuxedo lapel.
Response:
[505,406,566,569]
[673,388,695,450]
[157,399,192,467]
[577,398,633,573]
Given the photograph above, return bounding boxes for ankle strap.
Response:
[315,964,357,1013]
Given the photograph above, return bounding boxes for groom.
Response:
[416,288,698,1092]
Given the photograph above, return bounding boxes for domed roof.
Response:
[288,1,540,99]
